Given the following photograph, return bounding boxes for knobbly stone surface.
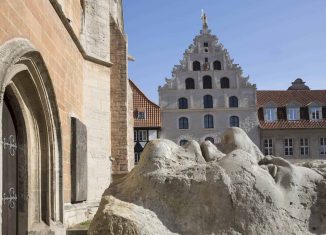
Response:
[89,128,326,235]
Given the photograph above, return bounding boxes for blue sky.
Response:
[123,0,326,103]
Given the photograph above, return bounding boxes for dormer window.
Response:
[264,107,277,122]
[137,111,146,119]
[287,107,300,121]
[310,106,322,120]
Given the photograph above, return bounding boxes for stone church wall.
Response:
[0,0,131,231]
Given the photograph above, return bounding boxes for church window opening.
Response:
[179,117,189,129]
[229,96,239,108]
[204,95,213,108]
[204,42,209,47]
[185,78,195,89]
[193,61,201,71]
[203,76,212,89]
[178,98,188,109]
[221,77,230,88]
[213,60,222,70]
[230,116,239,127]
[204,114,214,128]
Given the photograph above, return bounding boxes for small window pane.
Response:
[229,96,238,108]
[203,76,212,89]
[179,117,189,129]
[178,98,188,109]
[204,115,214,128]
[230,116,239,127]
[213,61,221,70]
[193,61,201,71]
[185,78,195,89]
[221,77,230,88]
[204,95,213,108]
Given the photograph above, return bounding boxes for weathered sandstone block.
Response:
[89,128,326,235]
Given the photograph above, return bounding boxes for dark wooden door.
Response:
[2,101,18,235]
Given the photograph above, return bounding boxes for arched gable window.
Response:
[204,114,214,128]
[203,75,212,89]
[179,117,189,129]
[205,137,215,143]
[185,78,195,89]
[229,96,238,108]
[213,60,222,70]
[193,61,201,71]
[180,139,189,146]
[221,77,230,89]
[203,95,213,108]
[230,116,239,127]
[178,97,188,109]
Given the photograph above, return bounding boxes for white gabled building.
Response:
[159,13,259,145]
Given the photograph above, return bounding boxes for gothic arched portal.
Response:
[0,38,62,234]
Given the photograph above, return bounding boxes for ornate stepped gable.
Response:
[159,13,254,90]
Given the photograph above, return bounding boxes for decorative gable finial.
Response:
[201,9,208,29]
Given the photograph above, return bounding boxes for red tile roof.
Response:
[129,80,161,128]
[257,90,326,107]
[257,90,326,130]
[260,120,326,129]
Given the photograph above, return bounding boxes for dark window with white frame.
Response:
[138,130,148,141]
[179,117,189,129]
[137,111,146,119]
[204,114,214,128]
[264,107,277,122]
[300,138,309,156]
[310,107,322,120]
[287,107,300,121]
[203,95,213,108]
[230,116,239,127]
[264,139,273,155]
[178,97,188,109]
[229,96,238,108]
[320,137,326,155]
[284,138,293,156]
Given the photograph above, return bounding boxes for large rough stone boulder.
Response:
[89,128,326,235]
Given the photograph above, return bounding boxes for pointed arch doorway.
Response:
[0,39,63,234]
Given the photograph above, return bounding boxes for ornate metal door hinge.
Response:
[2,188,17,209]
[2,135,17,156]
